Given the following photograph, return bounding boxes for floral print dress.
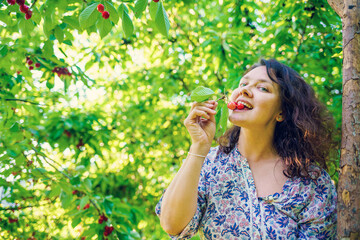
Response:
[156,146,337,239]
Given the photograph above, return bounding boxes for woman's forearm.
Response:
[159,145,209,235]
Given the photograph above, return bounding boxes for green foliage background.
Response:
[0,0,342,239]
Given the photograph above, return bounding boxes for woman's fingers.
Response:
[190,106,216,119]
[185,101,218,125]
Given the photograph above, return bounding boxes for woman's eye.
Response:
[258,87,269,92]
[239,83,247,87]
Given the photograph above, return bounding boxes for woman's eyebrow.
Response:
[241,76,274,86]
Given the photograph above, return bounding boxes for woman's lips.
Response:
[233,108,252,112]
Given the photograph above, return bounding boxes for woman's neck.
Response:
[237,127,278,163]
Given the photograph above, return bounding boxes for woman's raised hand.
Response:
[184,100,218,151]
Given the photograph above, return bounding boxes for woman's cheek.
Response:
[230,89,239,101]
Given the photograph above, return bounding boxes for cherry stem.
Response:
[215,95,225,102]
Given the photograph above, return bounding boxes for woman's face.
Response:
[229,66,283,128]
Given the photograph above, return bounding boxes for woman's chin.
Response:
[229,116,247,126]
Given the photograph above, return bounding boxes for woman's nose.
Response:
[239,86,253,98]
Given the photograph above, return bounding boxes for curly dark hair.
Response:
[218,59,336,179]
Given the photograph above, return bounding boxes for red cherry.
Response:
[227,102,237,110]
[25,10,32,20]
[153,0,159,2]
[83,203,90,209]
[104,225,114,236]
[102,11,109,19]
[72,190,78,195]
[29,66,34,70]
[237,103,244,110]
[19,4,29,13]
[97,4,105,13]
[7,0,16,5]
[8,218,18,223]
[16,0,25,5]
[76,139,84,149]
[77,205,80,210]
[64,130,71,138]
[35,63,41,68]
[27,59,33,65]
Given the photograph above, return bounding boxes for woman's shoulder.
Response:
[303,166,335,187]
[287,165,337,199]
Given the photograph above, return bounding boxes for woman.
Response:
[156,59,337,239]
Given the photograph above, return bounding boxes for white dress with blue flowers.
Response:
[156,146,337,239]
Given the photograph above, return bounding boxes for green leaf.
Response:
[0,45,8,57]
[10,122,20,132]
[190,86,215,102]
[83,178,92,192]
[155,2,170,37]
[48,184,61,198]
[118,3,129,17]
[134,0,148,18]
[215,101,228,138]
[103,198,114,215]
[43,15,54,38]
[122,8,134,38]
[31,6,41,25]
[79,3,99,29]
[104,1,119,24]
[219,102,229,133]
[80,195,89,209]
[62,16,80,30]
[46,77,54,90]
[70,175,81,186]
[149,0,158,20]
[96,17,112,39]
[54,25,64,43]
[71,215,82,228]
[60,190,72,209]
[42,40,54,58]
[18,18,34,35]
[75,165,87,173]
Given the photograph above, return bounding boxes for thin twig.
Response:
[35,154,72,180]
[89,199,101,215]
[30,0,38,8]
[216,95,225,102]
[4,98,47,106]
[0,198,56,211]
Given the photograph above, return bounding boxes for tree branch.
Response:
[30,0,38,9]
[0,198,56,211]
[4,98,47,106]
[32,148,72,180]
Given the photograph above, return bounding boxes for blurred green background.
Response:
[0,0,341,239]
